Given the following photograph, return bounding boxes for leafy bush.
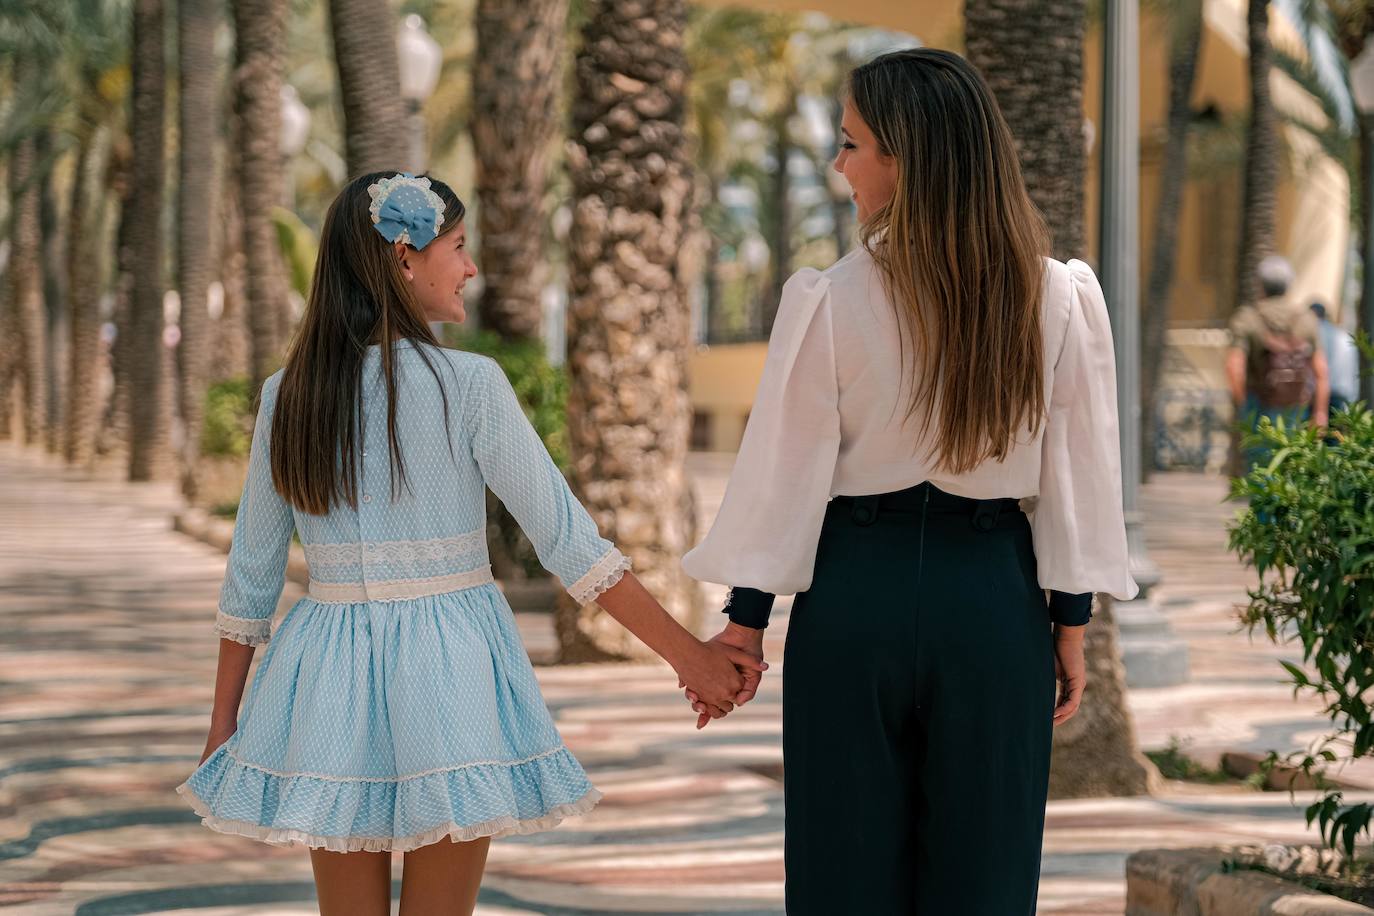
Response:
[1228,401,1374,855]
[201,377,256,459]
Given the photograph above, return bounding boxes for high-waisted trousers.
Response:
[782,481,1056,914]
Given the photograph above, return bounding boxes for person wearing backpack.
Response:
[1225,254,1330,471]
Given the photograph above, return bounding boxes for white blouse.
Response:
[681,247,1139,601]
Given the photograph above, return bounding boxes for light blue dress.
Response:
[176,340,627,853]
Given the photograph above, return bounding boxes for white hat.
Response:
[1257,254,1295,293]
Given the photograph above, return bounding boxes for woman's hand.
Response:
[1052,624,1087,726]
[685,623,766,728]
[673,638,766,722]
[199,718,238,765]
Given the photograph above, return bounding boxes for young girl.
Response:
[177,171,762,915]
[681,50,1138,914]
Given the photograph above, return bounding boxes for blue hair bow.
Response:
[367,173,445,250]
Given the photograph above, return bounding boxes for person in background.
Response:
[1225,255,1329,470]
[1310,301,1359,414]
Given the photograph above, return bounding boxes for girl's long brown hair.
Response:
[270,171,466,515]
[849,49,1051,474]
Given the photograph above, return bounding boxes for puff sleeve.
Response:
[682,269,840,595]
[1030,260,1140,607]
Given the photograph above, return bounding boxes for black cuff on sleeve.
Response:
[1048,590,1093,626]
[723,587,776,629]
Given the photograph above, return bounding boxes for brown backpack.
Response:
[1255,330,1315,408]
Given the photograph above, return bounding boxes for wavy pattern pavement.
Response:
[0,446,1361,914]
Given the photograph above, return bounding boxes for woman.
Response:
[176,172,761,915]
[682,49,1137,914]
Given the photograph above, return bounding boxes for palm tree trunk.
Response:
[472,0,568,342]
[38,130,68,455]
[232,0,291,386]
[65,127,110,466]
[1141,1,1204,480]
[965,0,1088,261]
[177,0,222,499]
[8,62,49,447]
[965,0,1157,799]
[213,133,252,382]
[127,0,169,481]
[762,90,796,336]
[1237,0,1280,308]
[98,138,136,460]
[327,0,407,176]
[561,0,700,660]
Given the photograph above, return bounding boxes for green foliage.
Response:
[1228,392,1374,855]
[445,328,568,469]
[201,378,256,459]
[271,206,319,299]
[1146,736,1235,783]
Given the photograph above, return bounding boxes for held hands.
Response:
[680,622,766,730]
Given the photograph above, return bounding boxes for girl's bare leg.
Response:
[309,848,392,915]
[399,836,491,916]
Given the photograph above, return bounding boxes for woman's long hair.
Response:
[270,171,466,515]
[849,49,1050,474]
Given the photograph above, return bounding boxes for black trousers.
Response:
[782,482,1056,915]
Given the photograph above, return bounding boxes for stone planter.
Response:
[1127,848,1374,915]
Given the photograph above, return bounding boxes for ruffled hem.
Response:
[567,549,633,606]
[176,743,601,853]
[175,781,601,853]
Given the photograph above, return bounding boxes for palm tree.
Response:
[232,0,291,386]
[965,0,1157,799]
[126,0,167,481]
[327,0,407,176]
[965,0,1089,262]
[471,0,568,342]
[64,124,113,467]
[60,0,127,466]
[176,0,222,497]
[7,119,47,447]
[1141,0,1205,477]
[1238,0,1281,308]
[561,0,700,660]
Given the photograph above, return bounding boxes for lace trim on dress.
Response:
[307,565,494,604]
[567,548,632,606]
[303,531,486,569]
[222,744,567,783]
[214,611,271,646]
[175,782,601,853]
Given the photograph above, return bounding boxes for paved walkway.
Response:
[0,445,1361,914]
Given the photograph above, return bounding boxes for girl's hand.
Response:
[199,719,238,765]
[1052,624,1087,726]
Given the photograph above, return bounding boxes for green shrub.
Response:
[1228,399,1374,855]
[201,378,256,458]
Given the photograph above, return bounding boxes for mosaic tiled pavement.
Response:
[2,444,1366,914]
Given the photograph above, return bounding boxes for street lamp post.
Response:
[396,14,442,174]
[1350,45,1374,405]
[1100,0,1189,687]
